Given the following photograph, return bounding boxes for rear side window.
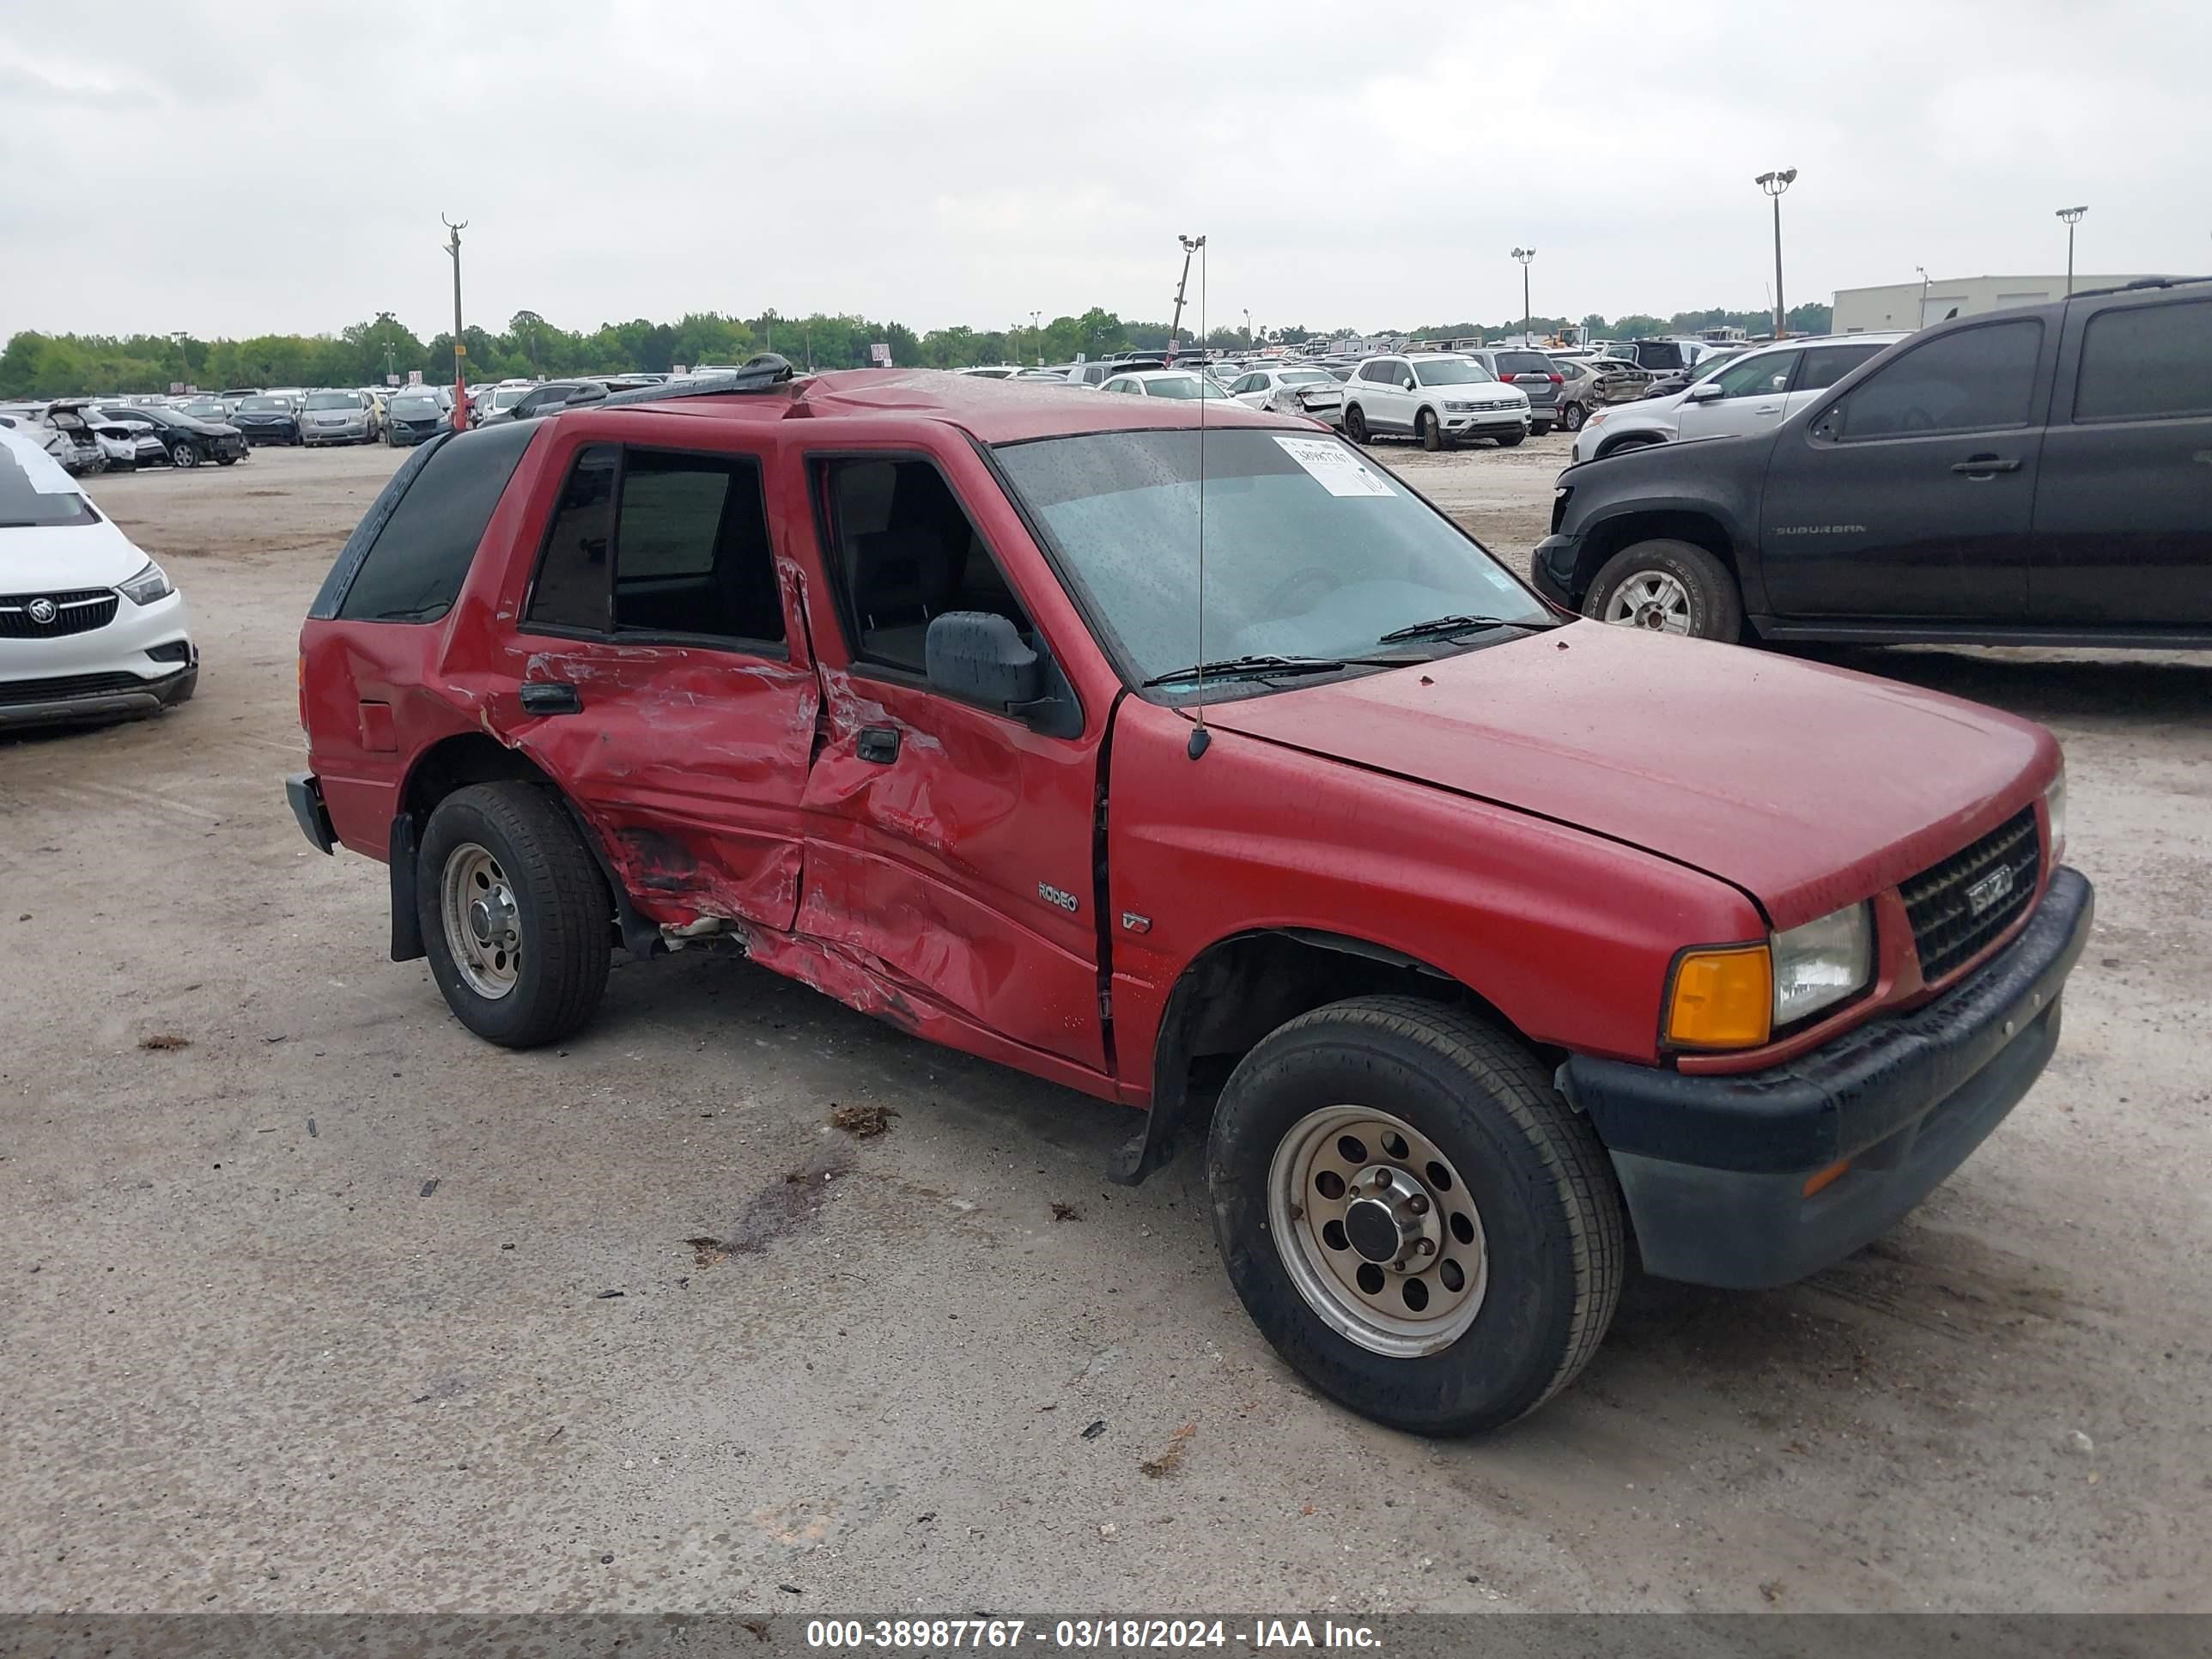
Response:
[1494,352,1553,375]
[1827,319,2043,441]
[335,422,535,622]
[2074,298,2212,422]
[525,446,785,648]
[1791,343,1883,393]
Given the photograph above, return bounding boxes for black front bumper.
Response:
[1561,866,2093,1289]
[287,771,336,854]
[1530,533,1580,605]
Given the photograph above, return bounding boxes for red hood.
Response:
[1198,622,2057,929]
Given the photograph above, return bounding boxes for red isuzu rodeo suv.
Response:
[289,362,2090,1434]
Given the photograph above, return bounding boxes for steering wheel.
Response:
[1257,565,1336,617]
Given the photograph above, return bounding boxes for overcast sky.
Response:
[3,1,2205,342]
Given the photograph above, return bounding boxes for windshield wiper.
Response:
[1140,653,1410,689]
[1376,613,1549,644]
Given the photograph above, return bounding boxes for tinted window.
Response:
[337,422,536,623]
[1830,319,2042,440]
[0,434,99,527]
[1494,351,1553,376]
[525,444,616,633]
[614,452,782,642]
[2075,298,2212,422]
[1791,343,1883,393]
[1413,360,1491,386]
[819,458,1032,675]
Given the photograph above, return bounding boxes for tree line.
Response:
[0,301,1836,399]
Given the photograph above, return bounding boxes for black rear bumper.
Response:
[286,771,336,854]
[1560,866,2093,1289]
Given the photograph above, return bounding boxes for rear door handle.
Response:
[519,681,582,715]
[856,725,901,764]
[1952,455,2021,475]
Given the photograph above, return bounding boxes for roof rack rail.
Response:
[2071,274,2209,298]
[596,352,799,410]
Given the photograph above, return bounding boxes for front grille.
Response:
[0,672,153,707]
[1900,806,2040,984]
[0,588,118,639]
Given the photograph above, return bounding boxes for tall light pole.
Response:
[1510,247,1535,343]
[1030,310,1042,366]
[2057,206,2087,295]
[1754,169,1796,337]
[1915,264,1930,327]
[441,215,468,428]
[1243,307,1253,349]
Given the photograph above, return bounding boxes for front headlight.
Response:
[1443,400,1475,412]
[118,559,174,605]
[1771,902,1874,1027]
[2044,767,2067,862]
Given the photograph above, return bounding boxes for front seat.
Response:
[848,528,958,670]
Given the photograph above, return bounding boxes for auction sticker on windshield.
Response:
[1272,435,1393,498]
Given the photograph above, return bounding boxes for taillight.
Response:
[1548,373,1563,384]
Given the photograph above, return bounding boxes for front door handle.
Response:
[519,681,582,715]
[1951,455,2021,476]
[856,725,901,765]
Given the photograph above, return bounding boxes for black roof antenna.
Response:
[1183,233,1211,761]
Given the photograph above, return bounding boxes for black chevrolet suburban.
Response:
[1535,276,2212,647]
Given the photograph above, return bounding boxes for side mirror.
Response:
[1399,376,1416,391]
[1684,380,1724,402]
[926,611,1042,712]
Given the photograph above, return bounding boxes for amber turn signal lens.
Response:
[1802,1159,1852,1198]
[1666,945,1773,1048]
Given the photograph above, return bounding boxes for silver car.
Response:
[300,389,374,447]
[1226,364,1347,426]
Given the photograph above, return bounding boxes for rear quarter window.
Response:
[325,422,538,623]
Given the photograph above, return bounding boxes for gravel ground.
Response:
[3,434,2206,1614]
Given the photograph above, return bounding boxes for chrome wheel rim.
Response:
[1267,1105,1488,1358]
[440,842,520,999]
[1605,571,1692,634]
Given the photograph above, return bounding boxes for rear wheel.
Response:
[1584,538,1743,641]
[1419,410,1444,452]
[1344,404,1370,445]
[1208,996,1625,1436]
[215,454,237,466]
[1493,431,1524,448]
[417,783,611,1048]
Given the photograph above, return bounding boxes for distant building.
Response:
[1832,274,2172,333]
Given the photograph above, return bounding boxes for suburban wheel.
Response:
[1207,995,1625,1436]
[416,783,611,1048]
[1493,431,1524,447]
[1584,538,1743,641]
[1560,403,1587,431]
[1418,410,1444,452]
[1595,433,1662,460]
[1343,405,1369,445]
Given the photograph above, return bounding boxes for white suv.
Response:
[1569,332,1905,464]
[1340,354,1531,450]
[0,425,198,730]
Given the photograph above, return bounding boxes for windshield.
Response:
[1412,359,1493,386]
[392,392,443,412]
[994,429,1548,695]
[0,432,100,527]
[239,396,287,411]
[489,386,530,409]
[1142,376,1233,400]
[305,392,362,410]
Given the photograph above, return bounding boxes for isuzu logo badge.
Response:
[1967,865,2015,916]
[26,597,58,625]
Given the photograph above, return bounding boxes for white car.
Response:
[1568,332,1905,464]
[1340,353,1531,449]
[1096,370,1238,400]
[1224,364,1347,426]
[0,425,198,730]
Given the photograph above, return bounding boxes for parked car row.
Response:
[0,398,248,472]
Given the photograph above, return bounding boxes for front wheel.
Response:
[1343,404,1369,445]
[1208,996,1625,1436]
[417,783,612,1048]
[216,454,237,466]
[1418,410,1443,452]
[1583,538,1743,641]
